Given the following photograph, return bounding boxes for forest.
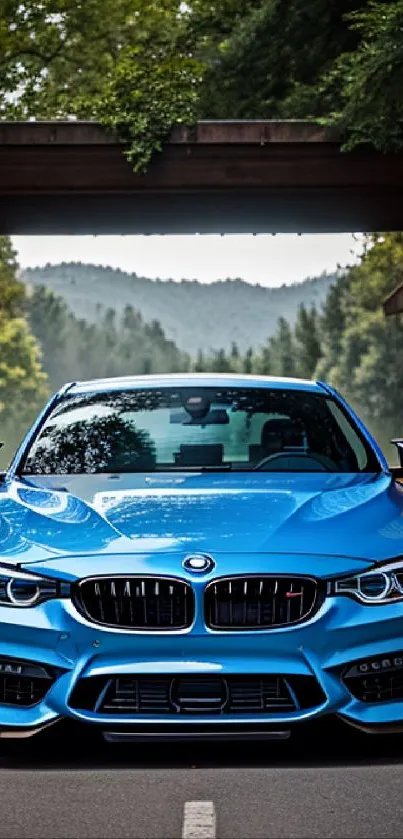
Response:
[1,233,402,467]
[22,264,335,354]
[1,1,403,168]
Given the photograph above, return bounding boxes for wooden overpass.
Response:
[2,118,403,315]
[1,120,403,235]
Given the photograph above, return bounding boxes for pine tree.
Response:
[243,347,254,374]
[211,349,233,373]
[268,317,297,377]
[294,304,322,379]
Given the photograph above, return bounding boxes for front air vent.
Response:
[74,576,193,630]
[344,670,403,703]
[0,658,55,707]
[205,576,320,629]
[69,674,301,715]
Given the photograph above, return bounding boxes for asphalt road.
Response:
[0,721,403,839]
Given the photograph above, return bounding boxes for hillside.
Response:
[21,263,336,353]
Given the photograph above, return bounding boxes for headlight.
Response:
[329,562,403,604]
[0,565,69,608]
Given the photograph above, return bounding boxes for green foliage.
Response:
[323,1,403,151]
[0,317,48,452]
[195,0,403,152]
[264,317,297,378]
[0,0,128,116]
[198,0,363,120]
[294,304,322,378]
[315,234,403,457]
[96,45,203,171]
[0,238,48,466]
[207,348,233,373]
[0,0,185,114]
[0,0,202,169]
[315,274,350,383]
[2,0,403,163]
[243,347,254,374]
[0,237,25,318]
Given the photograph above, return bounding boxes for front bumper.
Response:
[2,594,403,737]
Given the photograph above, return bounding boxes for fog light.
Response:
[344,652,403,679]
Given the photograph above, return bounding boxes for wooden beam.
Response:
[1,120,403,233]
[384,283,403,316]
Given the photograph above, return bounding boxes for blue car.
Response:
[0,373,403,743]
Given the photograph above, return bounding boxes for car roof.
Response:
[66,373,327,396]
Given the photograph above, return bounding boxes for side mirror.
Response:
[391,439,403,467]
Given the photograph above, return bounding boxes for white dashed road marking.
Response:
[181,801,216,839]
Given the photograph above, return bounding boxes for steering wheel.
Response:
[253,451,338,472]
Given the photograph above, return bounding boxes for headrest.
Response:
[175,444,223,466]
[261,418,304,449]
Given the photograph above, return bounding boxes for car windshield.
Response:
[20,386,379,474]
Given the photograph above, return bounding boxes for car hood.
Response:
[0,472,402,573]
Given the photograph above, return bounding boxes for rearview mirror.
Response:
[170,409,229,426]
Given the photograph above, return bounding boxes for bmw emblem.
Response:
[183,554,215,573]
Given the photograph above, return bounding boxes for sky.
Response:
[12,232,364,287]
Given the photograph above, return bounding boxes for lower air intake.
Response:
[343,652,403,703]
[69,674,326,715]
[0,659,54,707]
[345,671,403,703]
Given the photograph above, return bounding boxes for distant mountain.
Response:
[21,263,336,354]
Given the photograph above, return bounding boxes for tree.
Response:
[0,318,48,451]
[243,347,254,375]
[25,284,190,392]
[0,242,48,465]
[267,317,297,377]
[322,1,403,152]
[3,0,403,170]
[230,342,240,365]
[194,0,403,154]
[315,234,403,457]
[197,0,364,120]
[210,348,233,373]
[0,236,25,318]
[0,0,203,171]
[27,285,73,388]
[315,274,350,383]
[294,304,322,379]
[257,344,272,376]
[194,350,206,372]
